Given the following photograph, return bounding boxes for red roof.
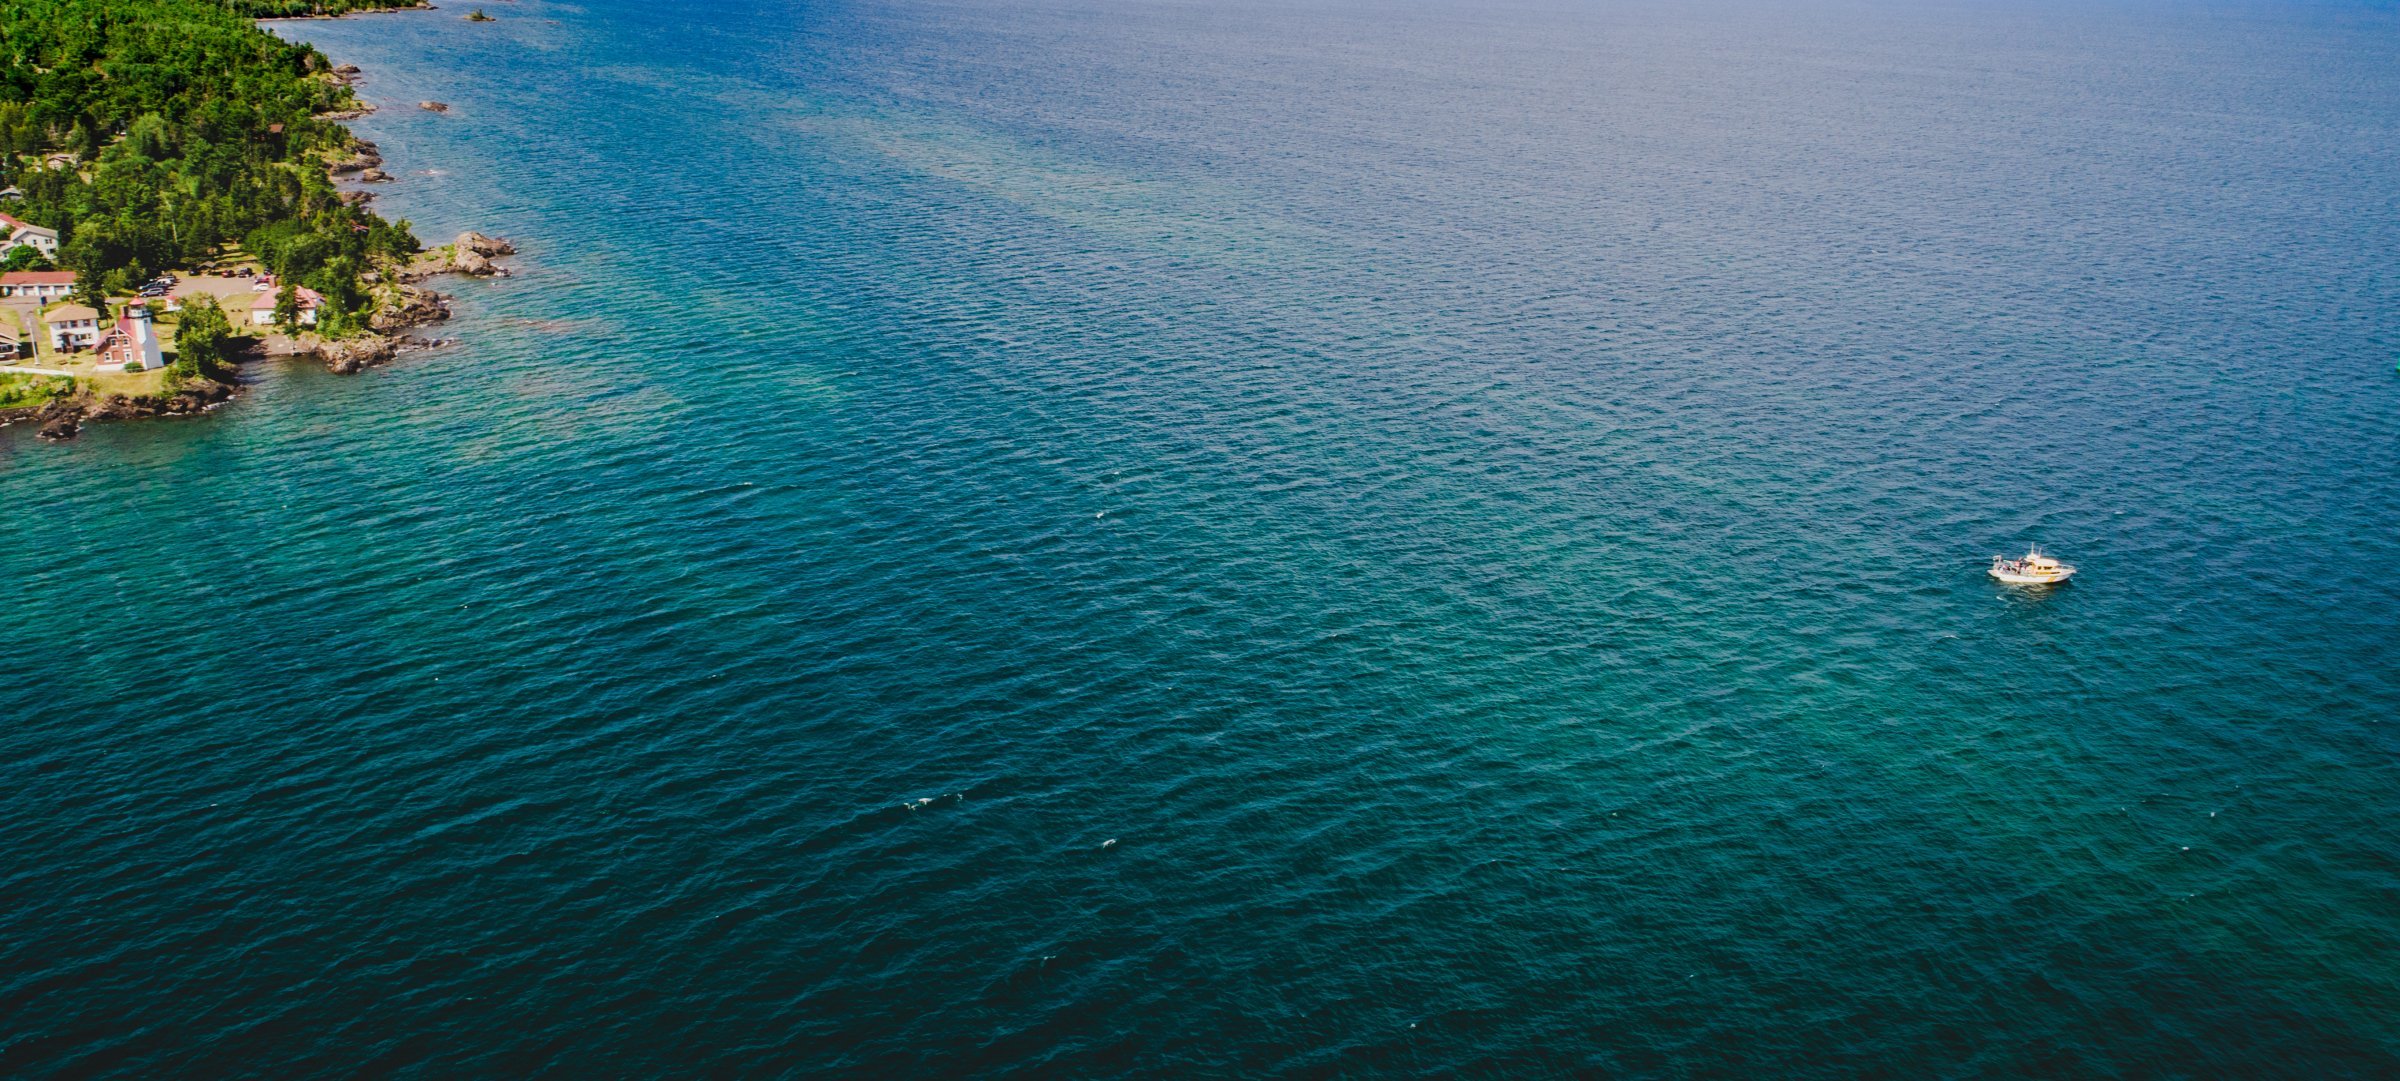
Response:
[97,319,137,361]
[1,270,74,285]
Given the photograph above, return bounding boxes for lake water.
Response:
[5,0,2397,1074]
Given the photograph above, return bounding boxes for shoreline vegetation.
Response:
[0,0,514,441]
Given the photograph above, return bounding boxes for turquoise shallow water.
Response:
[5,0,2398,1074]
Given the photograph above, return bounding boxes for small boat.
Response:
[1990,545,2075,585]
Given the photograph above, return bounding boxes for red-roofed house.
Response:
[251,285,323,328]
[93,300,165,373]
[0,270,75,300]
[0,211,57,257]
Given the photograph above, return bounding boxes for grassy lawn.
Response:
[0,370,74,409]
[82,367,171,398]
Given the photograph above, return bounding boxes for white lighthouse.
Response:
[94,299,166,373]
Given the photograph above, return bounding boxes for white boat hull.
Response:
[1989,567,2074,585]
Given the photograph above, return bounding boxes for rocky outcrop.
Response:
[449,232,516,277]
[327,140,384,177]
[458,232,516,257]
[84,382,234,420]
[454,248,503,277]
[11,379,236,439]
[359,168,394,183]
[371,285,451,332]
[329,150,381,175]
[315,336,397,375]
[398,234,517,281]
[419,100,450,113]
[37,408,79,441]
[314,333,449,375]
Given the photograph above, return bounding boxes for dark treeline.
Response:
[0,0,423,335]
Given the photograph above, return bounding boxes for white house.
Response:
[0,270,75,300]
[0,211,57,257]
[251,285,323,328]
[44,303,100,351]
[93,300,165,373]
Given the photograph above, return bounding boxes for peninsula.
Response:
[0,0,511,440]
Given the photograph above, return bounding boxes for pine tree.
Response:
[273,280,301,332]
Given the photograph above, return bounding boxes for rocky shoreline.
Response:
[1,380,237,442]
[310,41,520,378]
[323,230,517,371]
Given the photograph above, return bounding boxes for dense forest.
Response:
[0,0,423,335]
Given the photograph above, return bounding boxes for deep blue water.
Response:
[5,0,2397,1074]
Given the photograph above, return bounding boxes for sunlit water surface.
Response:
[4,0,2396,1074]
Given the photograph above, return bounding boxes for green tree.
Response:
[273,279,300,332]
[0,245,51,272]
[123,113,173,162]
[64,235,110,312]
[172,294,237,380]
